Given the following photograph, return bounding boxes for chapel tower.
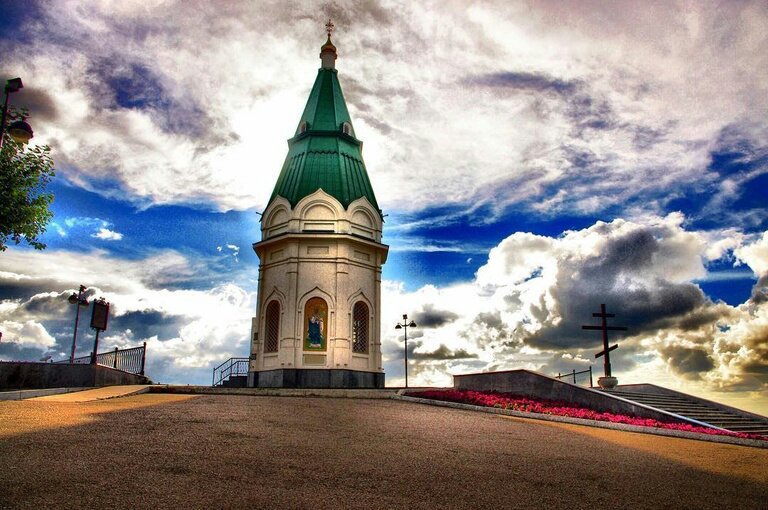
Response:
[248,22,388,388]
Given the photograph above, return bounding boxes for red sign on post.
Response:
[90,299,110,331]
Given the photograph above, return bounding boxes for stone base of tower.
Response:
[249,369,384,389]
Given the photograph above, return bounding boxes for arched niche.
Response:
[266,207,289,229]
[303,297,328,351]
[296,190,344,232]
[304,204,335,221]
[261,196,293,238]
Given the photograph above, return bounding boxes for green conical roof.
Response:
[267,45,380,215]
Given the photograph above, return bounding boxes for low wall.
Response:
[0,362,151,390]
[452,369,697,424]
[251,369,384,389]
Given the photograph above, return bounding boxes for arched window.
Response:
[342,122,352,135]
[299,121,308,134]
[265,301,280,353]
[352,301,369,354]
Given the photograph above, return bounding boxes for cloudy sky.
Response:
[1,1,766,413]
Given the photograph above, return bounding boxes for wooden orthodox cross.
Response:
[582,303,627,377]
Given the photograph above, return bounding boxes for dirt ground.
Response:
[1,394,766,509]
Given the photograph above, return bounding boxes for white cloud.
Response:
[736,231,768,276]
[0,319,57,351]
[92,228,123,241]
[381,216,767,412]
[6,1,764,218]
[51,216,123,241]
[0,247,256,381]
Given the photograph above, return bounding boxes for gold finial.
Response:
[325,19,335,37]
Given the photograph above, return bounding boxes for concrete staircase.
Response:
[601,387,768,435]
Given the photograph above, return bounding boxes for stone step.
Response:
[690,414,768,426]
[659,409,734,415]
[599,388,768,435]
[722,423,768,430]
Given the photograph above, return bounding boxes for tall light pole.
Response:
[68,285,89,363]
[395,314,417,388]
[1,77,33,147]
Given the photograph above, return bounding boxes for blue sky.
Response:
[1,1,767,414]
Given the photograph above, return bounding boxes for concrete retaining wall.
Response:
[0,362,151,389]
[452,369,693,424]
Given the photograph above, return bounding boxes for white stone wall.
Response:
[250,190,387,375]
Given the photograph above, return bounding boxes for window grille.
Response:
[265,301,280,353]
[352,302,369,354]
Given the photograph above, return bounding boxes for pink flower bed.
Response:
[407,389,767,441]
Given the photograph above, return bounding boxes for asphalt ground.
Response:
[1,394,766,509]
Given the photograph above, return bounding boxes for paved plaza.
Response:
[1,392,766,508]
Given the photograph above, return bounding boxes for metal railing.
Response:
[55,342,147,376]
[212,357,249,387]
[555,366,593,387]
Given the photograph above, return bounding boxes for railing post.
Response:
[113,347,118,368]
[572,369,576,384]
[140,342,146,376]
[589,366,593,388]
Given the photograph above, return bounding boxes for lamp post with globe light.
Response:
[68,285,89,363]
[395,314,417,388]
[1,77,34,147]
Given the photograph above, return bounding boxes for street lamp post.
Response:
[0,77,33,147]
[395,314,417,388]
[68,285,89,363]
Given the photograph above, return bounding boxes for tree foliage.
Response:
[0,137,55,251]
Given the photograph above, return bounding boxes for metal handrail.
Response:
[54,342,147,375]
[212,357,248,387]
[555,366,593,387]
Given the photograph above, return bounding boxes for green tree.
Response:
[0,135,55,251]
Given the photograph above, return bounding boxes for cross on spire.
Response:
[582,303,627,378]
[325,19,335,37]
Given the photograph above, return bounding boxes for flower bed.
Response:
[407,389,767,441]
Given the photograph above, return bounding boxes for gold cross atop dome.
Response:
[320,19,337,69]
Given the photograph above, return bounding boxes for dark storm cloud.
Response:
[83,59,217,140]
[412,344,477,361]
[1,286,105,322]
[658,345,715,380]
[0,78,60,123]
[15,291,71,319]
[343,76,419,136]
[0,282,54,301]
[467,72,578,95]
[503,291,522,309]
[566,93,617,134]
[0,342,52,362]
[413,304,459,329]
[673,306,733,332]
[110,310,186,342]
[467,71,618,135]
[396,329,424,343]
[474,311,505,331]
[525,227,709,350]
[630,124,667,151]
